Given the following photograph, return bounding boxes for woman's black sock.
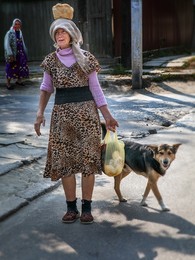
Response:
[81,199,92,213]
[66,199,78,213]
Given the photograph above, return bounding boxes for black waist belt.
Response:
[55,86,94,104]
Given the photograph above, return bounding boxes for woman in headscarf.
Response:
[34,3,118,224]
[4,18,29,90]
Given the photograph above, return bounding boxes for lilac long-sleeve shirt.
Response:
[40,48,107,108]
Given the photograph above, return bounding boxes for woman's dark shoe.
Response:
[80,212,94,224]
[62,199,79,223]
[62,210,80,223]
[6,85,14,90]
[16,81,25,86]
[80,199,94,224]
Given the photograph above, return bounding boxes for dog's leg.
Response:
[150,182,170,212]
[158,200,170,212]
[114,167,130,202]
[140,180,151,207]
[141,177,170,211]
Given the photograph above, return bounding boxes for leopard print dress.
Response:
[41,51,102,181]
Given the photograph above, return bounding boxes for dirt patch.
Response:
[101,75,195,95]
[144,81,195,94]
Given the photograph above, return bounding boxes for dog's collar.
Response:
[158,167,166,176]
[152,159,166,176]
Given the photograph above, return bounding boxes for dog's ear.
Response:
[172,143,182,153]
[147,145,158,153]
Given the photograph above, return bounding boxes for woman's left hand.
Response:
[99,105,119,132]
[105,116,119,132]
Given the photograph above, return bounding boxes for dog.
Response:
[101,123,181,211]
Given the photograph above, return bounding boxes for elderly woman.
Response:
[34,3,118,224]
[4,18,29,90]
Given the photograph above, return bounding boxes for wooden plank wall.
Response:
[143,0,194,51]
[113,0,194,57]
[87,0,113,57]
[0,0,80,61]
[1,0,193,62]
[0,0,113,62]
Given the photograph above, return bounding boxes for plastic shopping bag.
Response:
[102,130,125,177]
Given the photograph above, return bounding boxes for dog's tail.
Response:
[101,122,107,140]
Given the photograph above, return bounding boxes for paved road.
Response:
[0,76,195,259]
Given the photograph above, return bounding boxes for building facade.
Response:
[0,0,194,63]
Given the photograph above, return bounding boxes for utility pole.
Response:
[131,0,143,89]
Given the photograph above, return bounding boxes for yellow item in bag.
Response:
[102,130,125,177]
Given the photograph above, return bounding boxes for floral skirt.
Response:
[5,51,29,80]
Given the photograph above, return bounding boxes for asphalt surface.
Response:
[0,53,195,220]
[0,54,195,259]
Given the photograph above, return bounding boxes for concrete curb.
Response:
[0,181,61,221]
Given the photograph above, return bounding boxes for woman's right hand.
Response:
[34,113,45,136]
[8,56,14,62]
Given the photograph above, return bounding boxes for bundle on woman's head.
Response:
[50,3,90,73]
[52,3,74,20]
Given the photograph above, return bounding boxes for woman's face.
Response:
[55,28,71,49]
[13,20,21,31]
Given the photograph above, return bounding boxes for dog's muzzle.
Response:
[162,159,170,168]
